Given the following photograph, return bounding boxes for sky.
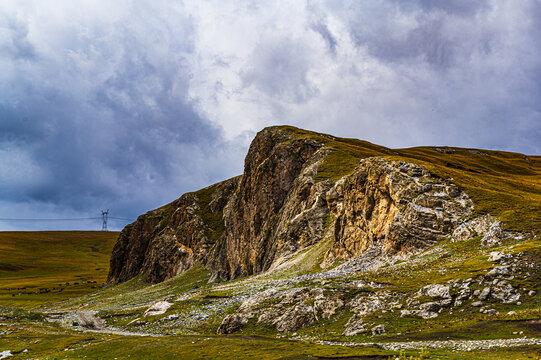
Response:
[1,0,540,231]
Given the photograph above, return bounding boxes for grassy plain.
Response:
[0,231,117,309]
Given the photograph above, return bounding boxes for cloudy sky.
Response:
[1,0,540,230]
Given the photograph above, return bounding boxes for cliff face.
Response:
[328,158,472,261]
[107,177,238,284]
[107,126,477,284]
[208,128,328,280]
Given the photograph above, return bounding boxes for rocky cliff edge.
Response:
[107,126,526,284]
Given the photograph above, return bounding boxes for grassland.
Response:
[0,231,539,358]
[0,231,118,309]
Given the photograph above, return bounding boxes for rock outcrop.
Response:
[208,127,329,280]
[107,177,239,284]
[327,158,472,261]
[107,126,485,285]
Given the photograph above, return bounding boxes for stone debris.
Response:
[217,314,250,334]
[72,311,105,330]
[144,300,172,317]
[317,338,541,351]
[418,284,451,299]
[371,324,386,335]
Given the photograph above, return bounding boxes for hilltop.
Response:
[108,125,540,284]
[0,126,539,359]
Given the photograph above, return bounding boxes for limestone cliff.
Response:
[327,158,472,261]
[107,126,482,284]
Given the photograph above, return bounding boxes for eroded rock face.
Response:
[208,127,325,280]
[107,177,239,284]
[108,126,481,284]
[328,158,473,260]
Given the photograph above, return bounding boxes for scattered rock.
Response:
[144,300,173,317]
[418,284,451,299]
[492,283,520,304]
[274,304,315,332]
[371,324,386,335]
[472,302,483,307]
[217,314,249,334]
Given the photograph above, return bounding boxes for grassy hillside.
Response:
[0,231,118,309]
[280,125,540,233]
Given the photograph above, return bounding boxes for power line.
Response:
[0,212,133,231]
[0,216,132,222]
[0,217,101,221]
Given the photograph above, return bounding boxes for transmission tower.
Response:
[101,209,109,231]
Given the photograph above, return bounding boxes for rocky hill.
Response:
[4,126,538,359]
[107,126,540,285]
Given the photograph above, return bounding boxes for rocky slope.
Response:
[107,126,534,284]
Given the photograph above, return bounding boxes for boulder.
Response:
[73,311,105,330]
[371,324,386,335]
[344,315,367,336]
[400,309,438,319]
[487,266,510,277]
[418,284,451,299]
[479,287,491,301]
[217,314,249,334]
[274,304,315,332]
[144,300,172,317]
[488,252,504,262]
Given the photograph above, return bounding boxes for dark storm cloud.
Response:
[1,0,540,230]
[0,15,36,60]
[0,2,243,229]
[344,0,492,68]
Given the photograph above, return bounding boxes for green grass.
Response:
[0,231,117,309]
[2,319,538,360]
